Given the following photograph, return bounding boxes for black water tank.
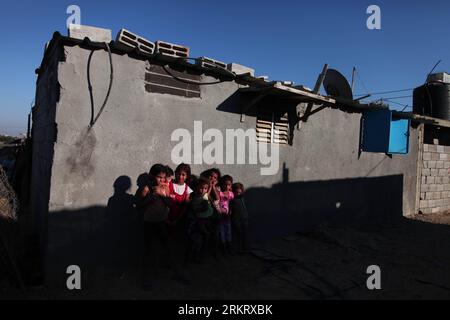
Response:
[413,82,450,120]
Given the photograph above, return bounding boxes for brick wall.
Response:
[419,143,450,213]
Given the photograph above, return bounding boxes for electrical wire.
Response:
[382,98,411,111]
[354,69,370,96]
[355,88,414,97]
[162,63,235,86]
[378,94,412,100]
[89,43,114,129]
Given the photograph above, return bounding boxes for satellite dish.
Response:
[323,69,353,100]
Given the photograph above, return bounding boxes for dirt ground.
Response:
[3,213,450,300]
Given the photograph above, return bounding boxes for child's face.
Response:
[210,172,218,185]
[154,172,166,186]
[198,184,209,196]
[176,170,188,184]
[166,175,173,183]
[224,181,232,192]
[234,187,243,196]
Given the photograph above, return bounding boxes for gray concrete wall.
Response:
[32,43,420,286]
[31,44,61,254]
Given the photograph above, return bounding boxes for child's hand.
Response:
[141,185,150,197]
[154,186,167,197]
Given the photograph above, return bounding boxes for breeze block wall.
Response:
[419,143,450,214]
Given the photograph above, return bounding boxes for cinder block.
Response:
[445,162,450,169]
[432,153,440,160]
[423,144,429,152]
[137,37,156,55]
[431,169,438,176]
[423,152,431,160]
[68,24,112,42]
[115,29,155,55]
[197,57,227,70]
[437,184,444,192]
[427,176,435,184]
[156,40,189,58]
[439,169,448,176]
[440,153,448,160]
[422,208,432,214]
[437,145,445,153]
[432,207,442,213]
[428,144,437,152]
[421,184,429,192]
[437,199,445,207]
[227,63,255,77]
[445,146,450,154]
[443,177,450,184]
[444,185,450,191]
[420,200,429,208]
[429,161,437,169]
[422,168,431,176]
[426,192,434,200]
[429,184,437,192]
[429,199,439,207]
[434,192,442,199]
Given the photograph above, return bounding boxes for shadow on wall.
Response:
[45,175,142,291]
[43,171,404,290]
[245,170,404,243]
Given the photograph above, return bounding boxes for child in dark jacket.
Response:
[230,183,249,253]
[185,177,214,264]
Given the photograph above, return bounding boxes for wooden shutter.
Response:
[256,111,289,145]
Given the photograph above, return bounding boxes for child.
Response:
[168,163,193,225]
[165,166,174,183]
[200,168,222,256]
[135,164,173,289]
[200,168,221,202]
[218,175,234,254]
[230,183,249,253]
[185,177,214,263]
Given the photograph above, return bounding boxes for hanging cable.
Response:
[354,69,371,96]
[355,88,414,97]
[379,94,412,100]
[89,43,114,129]
[162,64,235,86]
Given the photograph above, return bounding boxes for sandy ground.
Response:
[3,213,450,300]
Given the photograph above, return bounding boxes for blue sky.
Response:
[1,0,450,135]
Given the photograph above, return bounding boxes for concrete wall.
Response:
[419,143,450,213]
[32,43,420,286]
[31,44,61,254]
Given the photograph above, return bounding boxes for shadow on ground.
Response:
[3,174,450,299]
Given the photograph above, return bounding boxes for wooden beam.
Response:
[297,105,328,122]
[272,82,335,105]
[303,64,328,122]
[392,111,450,128]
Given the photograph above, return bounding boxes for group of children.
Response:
[134,163,249,288]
